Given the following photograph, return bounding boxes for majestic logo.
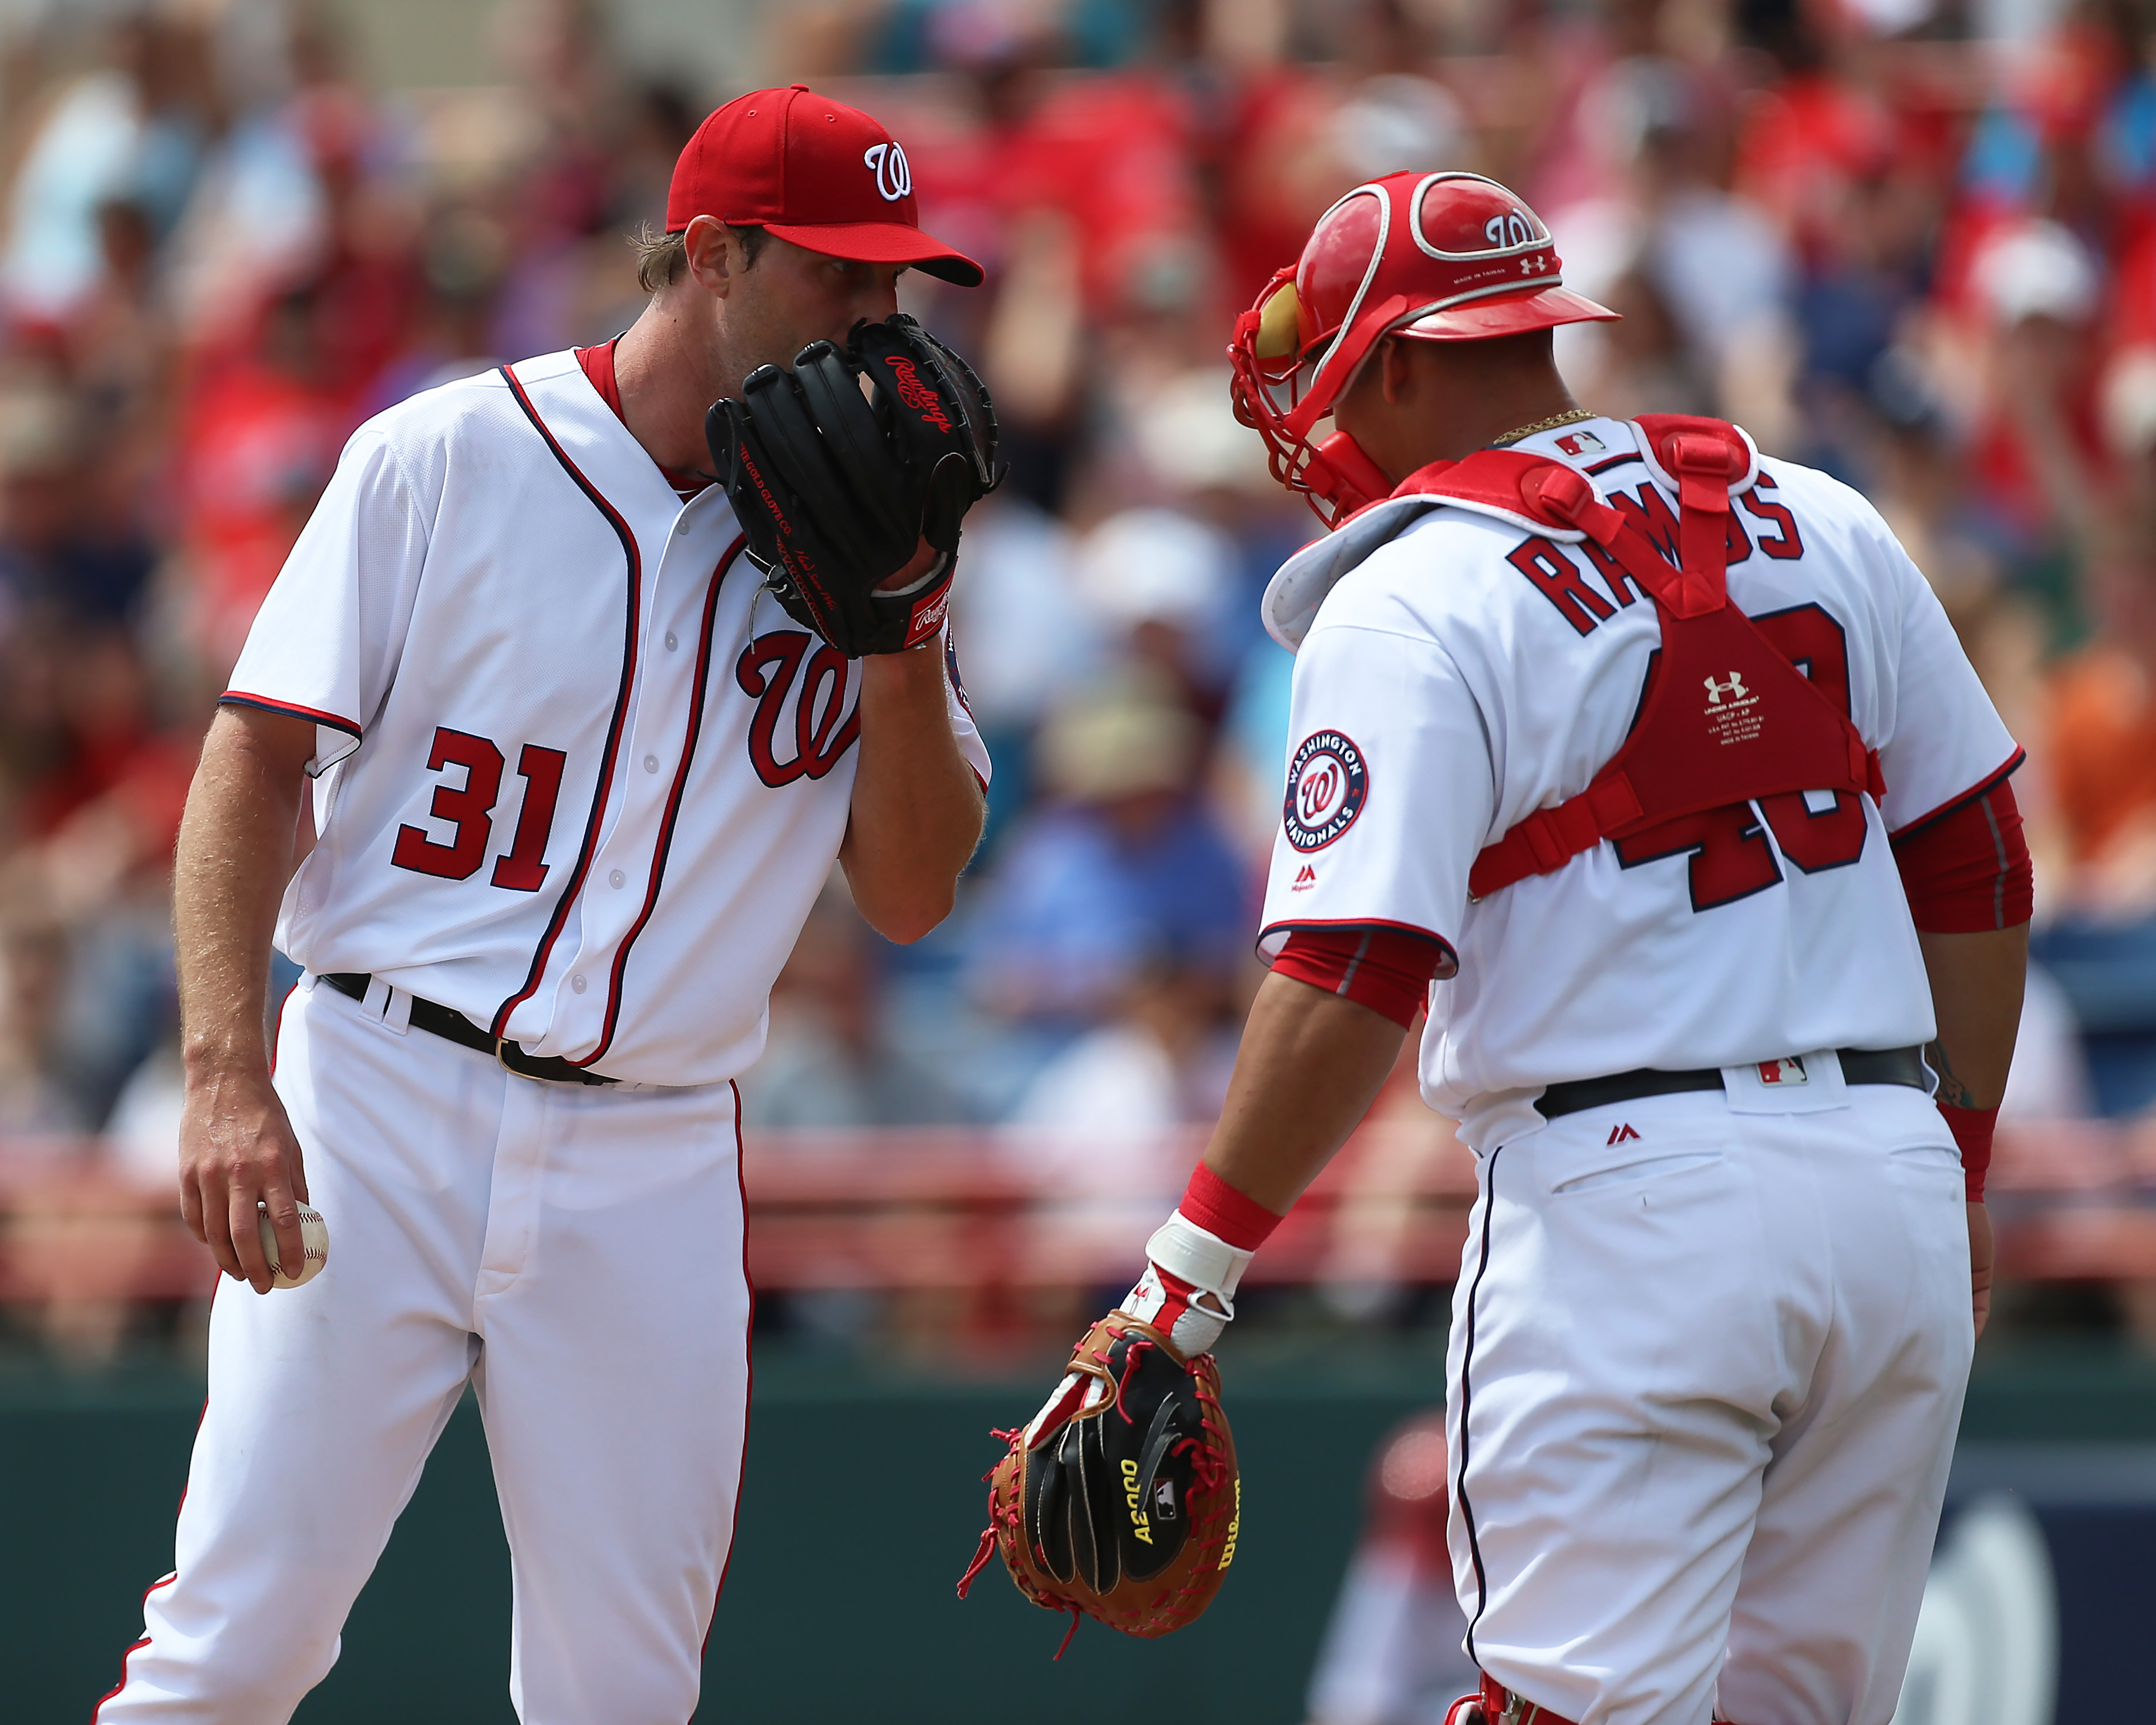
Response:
[1704,672,1750,706]
[883,355,951,430]
[1606,1123,1641,1145]
[1291,863,1317,891]
[1555,429,1605,457]
[1759,1056,1808,1086]
[863,140,912,203]
[1282,730,1368,853]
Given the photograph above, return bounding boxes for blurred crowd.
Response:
[6,0,2156,1182]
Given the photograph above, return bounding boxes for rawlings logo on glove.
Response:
[883,355,952,430]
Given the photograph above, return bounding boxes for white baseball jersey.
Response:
[1256,416,2016,1152]
[102,348,996,1721]
[223,350,989,1085]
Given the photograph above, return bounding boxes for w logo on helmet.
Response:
[863,141,912,203]
[1483,209,1537,250]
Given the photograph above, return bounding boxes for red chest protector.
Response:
[1393,416,1885,899]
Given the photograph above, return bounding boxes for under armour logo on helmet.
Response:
[864,141,912,202]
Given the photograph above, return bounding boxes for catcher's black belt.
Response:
[1537,1045,1927,1121]
[320,972,618,1087]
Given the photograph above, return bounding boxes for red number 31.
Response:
[390,727,567,891]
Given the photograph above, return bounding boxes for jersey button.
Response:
[665,631,679,651]
[570,973,588,993]
[608,869,626,889]
[643,754,659,773]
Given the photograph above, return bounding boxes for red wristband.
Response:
[1178,1162,1284,1251]
[1939,1102,1998,1203]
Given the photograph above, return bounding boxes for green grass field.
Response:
[6,1336,2153,1723]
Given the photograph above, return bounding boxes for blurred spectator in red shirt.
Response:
[172,289,342,670]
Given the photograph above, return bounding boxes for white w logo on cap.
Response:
[863,141,912,203]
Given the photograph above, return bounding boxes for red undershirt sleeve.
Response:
[1271,926,1444,1029]
[1891,774,2033,933]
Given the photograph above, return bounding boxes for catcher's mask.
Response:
[1227,170,1618,527]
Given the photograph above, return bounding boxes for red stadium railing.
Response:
[1,1117,2151,1310]
[737,1117,1479,1291]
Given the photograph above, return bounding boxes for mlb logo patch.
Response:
[1555,429,1606,457]
[1758,1056,1808,1086]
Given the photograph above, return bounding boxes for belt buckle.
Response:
[494,1036,530,1080]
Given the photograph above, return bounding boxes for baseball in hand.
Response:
[256,1201,329,1289]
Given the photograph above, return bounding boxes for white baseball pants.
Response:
[96,976,753,1724]
[1446,1082,1973,1725]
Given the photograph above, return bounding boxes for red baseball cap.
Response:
[666,85,983,287]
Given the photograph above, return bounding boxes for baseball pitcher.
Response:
[98,86,996,1721]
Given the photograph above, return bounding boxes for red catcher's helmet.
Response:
[1228,171,1618,525]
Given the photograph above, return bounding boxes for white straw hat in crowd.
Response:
[1036,681,1199,803]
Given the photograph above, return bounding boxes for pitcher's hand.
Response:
[180,1063,310,1295]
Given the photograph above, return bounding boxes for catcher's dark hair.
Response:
[632,222,766,292]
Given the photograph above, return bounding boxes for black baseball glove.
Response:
[708,313,1002,657]
[957,1312,1241,1653]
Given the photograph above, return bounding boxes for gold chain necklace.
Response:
[1488,407,1596,447]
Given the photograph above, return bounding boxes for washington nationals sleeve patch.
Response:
[1283,730,1369,852]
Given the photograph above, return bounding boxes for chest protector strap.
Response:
[1405,417,1886,899]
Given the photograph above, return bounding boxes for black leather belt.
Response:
[321,972,618,1086]
[1537,1045,1927,1121]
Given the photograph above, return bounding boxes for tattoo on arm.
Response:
[1926,1039,1978,1109]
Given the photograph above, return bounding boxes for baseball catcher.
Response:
[964,166,2029,1725]
[710,312,1002,656]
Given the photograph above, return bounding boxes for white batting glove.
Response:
[1119,1212,1255,1359]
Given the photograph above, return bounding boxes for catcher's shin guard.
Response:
[1443,1676,1574,1725]
[1443,1676,1744,1724]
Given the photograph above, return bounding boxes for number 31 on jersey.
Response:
[390,727,565,891]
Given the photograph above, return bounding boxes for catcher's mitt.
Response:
[708,312,1001,657]
[957,1312,1240,1655]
